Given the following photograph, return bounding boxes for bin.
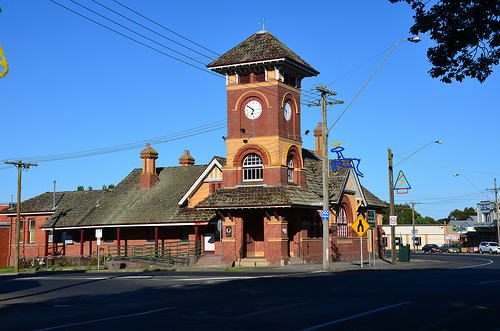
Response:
[399,244,411,262]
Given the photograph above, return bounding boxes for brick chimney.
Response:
[179,150,195,166]
[314,122,323,156]
[140,143,159,189]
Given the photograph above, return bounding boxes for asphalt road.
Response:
[1,253,499,331]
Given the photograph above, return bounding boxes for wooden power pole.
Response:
[4,160,38,272]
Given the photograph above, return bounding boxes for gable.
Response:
[178,158,223,206]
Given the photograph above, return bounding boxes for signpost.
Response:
[96,229,102,270]
[352,215,369,267]
[367,210,376,267]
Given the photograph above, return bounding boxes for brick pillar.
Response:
[264,213,289,266]
[80,229,84,256]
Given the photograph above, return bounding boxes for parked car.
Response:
[422,244,440,253]
[478,242,500,254]
[440,244,460,253]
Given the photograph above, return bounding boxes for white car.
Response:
[478,242,500,254]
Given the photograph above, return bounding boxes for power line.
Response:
[50,0,220,77]
[1,120,226,165]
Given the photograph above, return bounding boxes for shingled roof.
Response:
[197,149,387,210]
[207,31,319,76]
[37,165,218,229]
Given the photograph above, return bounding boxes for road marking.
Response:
[34,306,175,330]
[300,301,412,331]
[231,301,313,320]
[477,279,500,285]
[452,258,493,270]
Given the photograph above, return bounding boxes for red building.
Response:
[0,30,386,268]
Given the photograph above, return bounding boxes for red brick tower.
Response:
[207,31,319,188]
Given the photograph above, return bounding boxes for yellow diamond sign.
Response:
[352,215,369,237]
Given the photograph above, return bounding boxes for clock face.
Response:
[244,100,262,120]
[284,102,292,121]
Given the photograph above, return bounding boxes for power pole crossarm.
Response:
[307,85,343,270]
[4,160,38,273]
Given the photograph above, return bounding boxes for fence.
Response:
[106,240,201,266]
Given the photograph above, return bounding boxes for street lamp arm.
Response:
[394,141,442,167]
[453,173,491,201]
[328,39,414,134]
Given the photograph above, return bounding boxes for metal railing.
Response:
[106,240,201,266]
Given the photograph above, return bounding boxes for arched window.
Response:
[243,153,263,181]
[287,156,294,182]
[338,205,348,238]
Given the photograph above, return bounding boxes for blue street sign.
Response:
[321,210,329,220]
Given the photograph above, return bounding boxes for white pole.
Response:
[360,236,363,268]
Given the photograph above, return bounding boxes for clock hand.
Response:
[247,105,255,116]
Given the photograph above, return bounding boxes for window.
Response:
[287,156,294,182]
[243,153,263,181]
[254,72,265,82]
[104,228,116,242]
[19,219,24,243]
[239,73,250,84]
[29,219,36,243]
[148,228,156,242]
[337,206,348,238]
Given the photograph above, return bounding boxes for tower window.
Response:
[254,72,265,82]
[243,153,263,181]
[239,74,251,84]
[287,156,294,182]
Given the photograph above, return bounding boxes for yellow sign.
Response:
[0,43,9,78]
[352,215,369,237]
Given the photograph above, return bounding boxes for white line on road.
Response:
[477,279,500,285]
[300,301,413,331]
[34,306,175,331]
[452,258,493,270]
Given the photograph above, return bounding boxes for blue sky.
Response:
[1,0,499,221]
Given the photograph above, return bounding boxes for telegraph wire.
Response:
[112,0,220,57]
[67,0,209,67]
[90,0,217,62]
[49,0,219,77]
[1,120,226,165]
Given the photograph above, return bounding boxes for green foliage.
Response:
[77,186,84,191]
[382,203,437,224]
[102,184,115,190]
[87,186,93,191]
[448,207,476,221]
[390,0,500,83]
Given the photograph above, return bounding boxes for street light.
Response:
[453,174,490,201]
[453,174,499,243]
[389,140,442,264]
[317,36,421,270]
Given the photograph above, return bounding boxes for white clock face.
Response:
[244,100,262,120]
[284,102,292,121]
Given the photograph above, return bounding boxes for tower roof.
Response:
[207,31,319,76]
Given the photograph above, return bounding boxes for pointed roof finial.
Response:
[258,17,268,32]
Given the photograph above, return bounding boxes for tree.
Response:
[448,207,476,221]
[77,186,84,191]
[382,203,423,224]
[390,0,500,83]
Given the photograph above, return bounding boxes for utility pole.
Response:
[4,160,38,272]
[388,149,396,264]
[487,178,500,243]
[409,201,421,250]
[308,85,343,270]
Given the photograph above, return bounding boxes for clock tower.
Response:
[207,30,319,188]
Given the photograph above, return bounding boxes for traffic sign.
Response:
[367,210,376,229]
[352,215,369,237]
[321,210,329,220]
[389,216,397,225]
